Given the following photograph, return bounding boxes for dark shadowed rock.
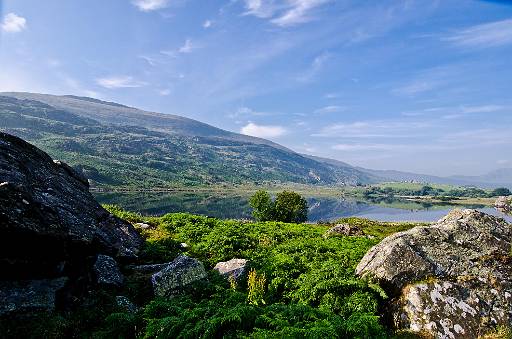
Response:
[93,254,124,287]
[115,296,138,313]
[356,209,512,338]
[151,255,207,297]
[214,259,248,281]
[0,278,68,316]
[0,132,143,281]
[324,224,365,237]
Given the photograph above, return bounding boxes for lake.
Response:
[93,192,512,223]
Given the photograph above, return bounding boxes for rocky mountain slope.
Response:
[0,93,376,187]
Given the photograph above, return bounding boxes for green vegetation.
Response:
[3,206,423,338]
[249,190,308,223]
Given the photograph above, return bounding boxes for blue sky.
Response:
[1,0,511,176]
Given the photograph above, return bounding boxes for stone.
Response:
[325,223,365,237]
[134,222,152,230]
[0,277,68,316]
[356,209,512,338]
[151,255,207,297]
[0,132,143,281]
[93,254,124,287]
[495,196,512,213]
[115,296,138,313]
[214,259,248,281]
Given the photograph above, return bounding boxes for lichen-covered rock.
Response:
[93,254,124,287]
[115,296,138,313]
[0,277,68,316]
[324,224,365,237]
[0,132,143,281]
[214,259,248,281]
[356,209,512,338]
[151,255,207,297]
[495,196,512,213]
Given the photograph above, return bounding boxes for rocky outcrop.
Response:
[214,259,248,281]
[0,132,143,314]
[151,255,207,297]
[495,196,512,213]
[0,278,68,316]
[356,209,512,338]
[325,224,365,237]
[93,255,124,287]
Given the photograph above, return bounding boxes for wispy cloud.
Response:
[392,80,439,96]
[272,0,330,27]
[132,0,169,12]
[242,0,331,27]
[297,52,331,82]
[313,120,432,138]
[331,143,397,151]
[241,122,287,138]
[1,13,27,33]
[203,20,213,28]
[161,39,198,57]
[96,76,147,89]
[444,18,512,48]
[314,105,346,114]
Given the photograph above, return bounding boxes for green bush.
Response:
[249,190,308,223]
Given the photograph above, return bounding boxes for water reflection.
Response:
[93,192,512,223]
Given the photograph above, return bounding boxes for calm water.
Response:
[94,192,512,223]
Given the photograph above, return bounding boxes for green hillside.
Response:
[0,94,376,188]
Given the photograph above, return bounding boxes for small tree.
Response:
[274,190,308,223]
[490,187,512,197]
[249,190,275,221]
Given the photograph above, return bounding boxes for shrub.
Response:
[249,190,308,223]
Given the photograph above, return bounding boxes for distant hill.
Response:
[0,92,376,188]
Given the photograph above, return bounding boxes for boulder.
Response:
[356,209,512,338]
[151,255,207,297]
[214,259,248,281]
[0,132,143,281]
[495,196,512,213]
[93,254,124,287]
[115,296,138,313]
[324,224,365,237]
[0,277,68,316]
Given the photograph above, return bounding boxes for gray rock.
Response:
[0,132,143,281]
[325,224,365,237]
[115,295,138,313]
[356,209,512,338]
[93,254,124,287]
[495,196,512,213]
[134,222,152,230]
[151,255,207,297]
[0,277,68,316]
[214,259,248,281]
[130,262,173,273]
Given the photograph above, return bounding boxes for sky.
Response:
[0,0,511,176]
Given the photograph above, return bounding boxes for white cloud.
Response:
[132,0,169,12]
[1,13,27,33]
[271,0,330,27]
[203,20,213,28]
[159,88,171,96]
[460,105,504,114]
[242,0,330,26]
[392,80,438,96]
[96,76,147,89]
[178,39,195,53]
[332,143,397,151]
[314,105,345,114]
[241,122,287,138]
[297,52,331,82]
[445,19,512,48]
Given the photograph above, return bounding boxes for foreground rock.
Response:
[93,255,124,287]
[214,259,248,281]
[356,209,512,338]
[495,196,512,213]
[152,255,207,297]
[0,132,143,314]
[324,224,365,237]
[0,278,68,316]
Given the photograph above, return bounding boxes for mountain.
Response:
[359,168,512,189]
[0,92,376,188]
